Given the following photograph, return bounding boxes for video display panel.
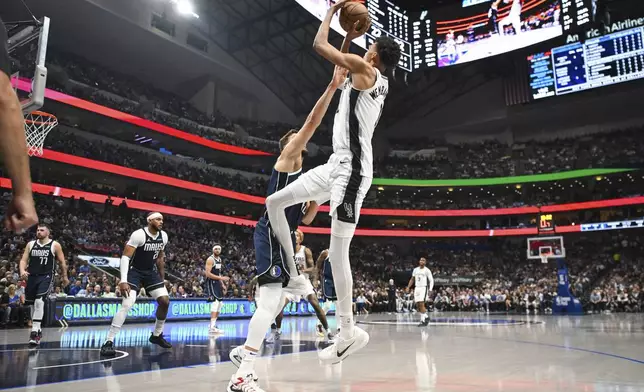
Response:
[436,0,563,67]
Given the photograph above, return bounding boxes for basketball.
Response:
[339,1,370,34]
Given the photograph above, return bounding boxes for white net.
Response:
[24,111,57,157]
[540,252,552,264]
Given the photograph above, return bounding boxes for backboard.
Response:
[526,236,565,262]
[6,16,50,114]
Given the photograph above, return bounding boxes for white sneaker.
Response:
[227,374,264,392]
[209,327,224,335]
[265,330,280,344]
[318,326,369,365]
[230,346,244,368]
[229,347,259,382]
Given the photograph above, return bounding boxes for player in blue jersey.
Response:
[227,66,348,392]
[205,244,229,334]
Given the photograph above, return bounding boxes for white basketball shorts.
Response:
[414,287,429,303]
[284,275,315,303]
[297,152,372,226]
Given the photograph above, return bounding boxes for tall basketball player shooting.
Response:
[264,0,402,364]
[227,66,348,392]
[100,212,171,357]
[0,17,38,232]
[19,224,68,346]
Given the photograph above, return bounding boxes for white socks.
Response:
[153,318,166,337]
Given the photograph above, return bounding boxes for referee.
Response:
[0,17,38,232]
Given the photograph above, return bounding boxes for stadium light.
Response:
[170,0,199,18]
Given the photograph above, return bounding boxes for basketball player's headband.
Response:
[147,212,163,222]
[213,244,222,252]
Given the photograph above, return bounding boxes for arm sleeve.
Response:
[126,229,146,248]
[161,231,169,249]
[427,269,434,292]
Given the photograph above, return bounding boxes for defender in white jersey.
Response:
[264,0,402,365]
[407,257,434,327]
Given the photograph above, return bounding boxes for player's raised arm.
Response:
[279,66,348,159]
[313,1,372,75]
[53,241,69,288]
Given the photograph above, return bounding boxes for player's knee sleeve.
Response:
[258,284,283,315]
[149,286,169,300]
[121,293,136,311]
[210,300,222,313]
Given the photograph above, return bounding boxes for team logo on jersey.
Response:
[343,203,354,219]
[270,266,282,278]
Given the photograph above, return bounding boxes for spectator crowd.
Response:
[1,193,641,328]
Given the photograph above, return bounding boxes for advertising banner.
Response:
[77,255,120,268]
[48,298,334,326]
[433,275,485,286]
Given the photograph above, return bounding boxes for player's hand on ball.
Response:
[347,19,370,39]
[119,282,131,297]
[331,0,353,12]
[332,65,349,87]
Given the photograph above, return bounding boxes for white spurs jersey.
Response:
[413,267,434,289]
[332,68,389,178]
[295,245,309,279]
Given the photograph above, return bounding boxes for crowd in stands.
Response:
[38,130,644,217]
[1,192,642,328]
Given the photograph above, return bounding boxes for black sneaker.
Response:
[418,318,430,327]
[149,333,172,349]
[100,341,116,357]
[28,331,40,347]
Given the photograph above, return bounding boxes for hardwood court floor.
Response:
[1,312,643,391]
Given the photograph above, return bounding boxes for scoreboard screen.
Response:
[294,0,416,71]
[295,0,594,72]
[561,0,592,33]
[538,213,555,233]
[529,24,644,100]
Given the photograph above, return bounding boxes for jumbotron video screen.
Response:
[294,0,596,71]
[436,0,563,67]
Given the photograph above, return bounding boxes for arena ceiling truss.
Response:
[195,0,504,129]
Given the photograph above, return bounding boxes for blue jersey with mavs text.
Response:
[262,168,305,230]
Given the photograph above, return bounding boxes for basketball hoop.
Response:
[24,110,57,157]
[540,251,552,264]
